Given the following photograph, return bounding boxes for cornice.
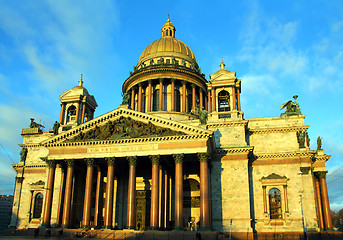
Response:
[42,108,213,145]
[254,151,315,160]
[249,126,309,134]
[12,164,46,170]
[207,120,248,128]
[314,155,331,162]
[215,146,253,154]
[46,134,211,148]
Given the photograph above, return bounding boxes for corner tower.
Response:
[58,75,97,130]
[122,18,207,120]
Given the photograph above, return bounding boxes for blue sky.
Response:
[0,1,342,210]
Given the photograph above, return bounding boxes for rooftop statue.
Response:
[279,95,302,116]
[199,108,208,125]
[121,92,130,105]
[29,118,44,129]
[317,136,323,150]
[53,121,60,135]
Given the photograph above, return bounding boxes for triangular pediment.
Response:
[42,107,212,145]
[210,72,236,82]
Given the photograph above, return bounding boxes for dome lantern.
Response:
[162,17,175,38]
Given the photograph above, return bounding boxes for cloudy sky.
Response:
[0,1,342,210]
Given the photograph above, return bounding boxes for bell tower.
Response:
[58,75,98,130]
[207,61,243,120]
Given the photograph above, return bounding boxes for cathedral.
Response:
[10,18,333,236]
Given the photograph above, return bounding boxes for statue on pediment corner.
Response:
[199,108,208,125]
[121,92,130,105]
[317,136,323,150]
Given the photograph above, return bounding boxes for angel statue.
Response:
[199,108,208,125]
[279,95,302,116]
[317,136,323,150]
[121,92,130,105]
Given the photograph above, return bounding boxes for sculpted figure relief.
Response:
[69,116,184,142]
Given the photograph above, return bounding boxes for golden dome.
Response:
[137,19,197,66]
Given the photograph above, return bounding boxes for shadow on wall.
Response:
[211,157,223,231]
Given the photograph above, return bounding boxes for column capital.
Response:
[159,78,163,83]
[171,78,176,83]
[150,155,160,165]
[65,159,74,168]
[197,153,209,162]
[16,176,24,183]
[105,157,116,166]
[300,166,311,174]
[85,158,95,167]
[46,160,56,168]
[127,156,137,166]
[317,171,328,179]
[191,83,196,88]
[182,80,187,86]
[173,154,184,164]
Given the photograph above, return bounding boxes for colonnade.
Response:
[41,153,212,230]
[129,78,207,113]
[314,171,333,230]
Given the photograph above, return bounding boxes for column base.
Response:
[174,226,184,231]
[103,225,112,229]
[199,226,211,231]
[40,223,50,228]
[126,226,135,230]
[82,225,90,229]
[149,226,159,230]
[61,224,69,229]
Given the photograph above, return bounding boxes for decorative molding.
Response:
[173,154,184,163]
[127,156,137,166]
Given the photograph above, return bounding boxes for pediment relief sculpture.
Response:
[68,116,185,142]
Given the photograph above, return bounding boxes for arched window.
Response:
[67,105,76,122]
[218,90,230,112]
[33,193,43,219]
[153,89,159,111]
[269,188,282,219]
[175,89,181,112]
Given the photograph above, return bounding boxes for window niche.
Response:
[261,173,289,221]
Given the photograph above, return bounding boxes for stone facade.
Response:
[10,19,332,235]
